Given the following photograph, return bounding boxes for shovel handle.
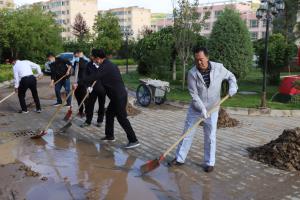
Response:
[162,95,230,158]
[0,92,15,104]
[53,74,68,85]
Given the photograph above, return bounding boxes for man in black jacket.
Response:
[73,50,89,117]
[47,53,72,107]
[78,49,140,149]
[80,55,106,128]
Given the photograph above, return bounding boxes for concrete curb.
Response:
[0,80,14,89]
[165,100,300,117]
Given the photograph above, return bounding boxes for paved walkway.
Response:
[0,78,300,200]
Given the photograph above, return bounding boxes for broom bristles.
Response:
[140,158,160,174]
[63,110,72,121]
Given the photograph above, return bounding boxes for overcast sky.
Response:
[14,0,232,13]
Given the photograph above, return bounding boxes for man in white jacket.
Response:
[172,47,238,172]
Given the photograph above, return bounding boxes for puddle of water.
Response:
[0,132,204,200]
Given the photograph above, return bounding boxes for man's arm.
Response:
[221,64,238,96]
[188,71,207,115]
[49,63,55,87]
[13,65,20,90]
[27,61,43,77]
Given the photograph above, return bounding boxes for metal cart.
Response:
[136,79,170,107]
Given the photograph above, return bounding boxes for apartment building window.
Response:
[65,1,69,6]
[214,10,222,18]
[251,32,258,40]
[61,11,65,15]
[0,1,3,4]
[261,32,266,39]
[204,11,211,18]
[67,10,69,14]
[250,20,258,28]
[204,23,210,30]
[66,19,70,24]
[62,1,64,5]
[197,12,202,19]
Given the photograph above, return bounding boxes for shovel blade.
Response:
[59,121,72,132]
[63,109,72,121]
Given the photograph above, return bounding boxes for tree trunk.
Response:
[182,60,186,90]
[172,59,176,81]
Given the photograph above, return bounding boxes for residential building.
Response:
[100,6,151,39]
[0,0,14,9]
[40,0,98,40]
[153,0,269,40]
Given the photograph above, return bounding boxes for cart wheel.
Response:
[136,84,152,107]
[154,96,166,105]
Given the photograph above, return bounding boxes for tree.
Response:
[173,0,206,89]
[72,13,89,41]
[0,6,62,62]
[255,33,297,85]
[93,12,122,55]
[272,0,298,42]
[208,8,253,80]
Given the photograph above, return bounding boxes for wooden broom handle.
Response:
[0,92,15,104]
[53,73,68,85]
[162,95,230,158]
[44,90,74,130]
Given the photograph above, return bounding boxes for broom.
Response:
[140,95,229,174]
[59,81,97,132]
[63,63,80,121]
[0,92,15,104]
[31,89,75,139]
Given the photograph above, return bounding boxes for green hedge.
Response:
[0,64,13,82]
[111,59,136,66]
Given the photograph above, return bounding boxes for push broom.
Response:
[59,81,97,132]
[63,63,80,121]
[31,89,75,139]
[140,95,230,174]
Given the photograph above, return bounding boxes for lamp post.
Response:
[256,0,284,108]
[123,28,133,74]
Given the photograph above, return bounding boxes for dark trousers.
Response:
[54,79,71,105]
[85,91,106,124]
[74,84,86,113]
[18,75,41,111]
[105,96,138,143]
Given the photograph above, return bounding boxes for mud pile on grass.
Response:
[217,108,239,128]
[126,102,141,116]
[248,127,300,171]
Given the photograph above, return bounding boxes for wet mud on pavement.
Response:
[0,132,205,200]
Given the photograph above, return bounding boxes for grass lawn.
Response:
[122,68,300,110]
[0,65,13,83]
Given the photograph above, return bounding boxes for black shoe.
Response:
[96,122,102,127]
[80,122,90,128]
[169,158,184,166]
[204,165,214,173]
[18,110,29,114]
[100,136,116,142]
[124,141,140,149]
[53,102,62,107]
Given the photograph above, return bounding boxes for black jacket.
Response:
[80,59,127,100]
[83,61,105,94]
[74,57,89,82]
[50,57,71,81]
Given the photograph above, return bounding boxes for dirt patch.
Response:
[19,164,40,177]
[200,108,239,128]
[0,113,6,117]
[0,123,9,127]
[127,102,141,116]
[247,127,300,171]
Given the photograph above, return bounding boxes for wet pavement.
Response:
[0,78,300,200]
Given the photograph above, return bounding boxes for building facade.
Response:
[153,1,269,41]
[41,0,98,40]
[0,0,14,9]
[101,6,151,39]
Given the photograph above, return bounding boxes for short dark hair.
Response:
[73,50,81,55]
[9,57,18,63]
[47,52,55,58]
[193,47,209,56]
[91,49,106,59]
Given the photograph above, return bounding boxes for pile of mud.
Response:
[19,164,40,177]
[126,102,141,116]
[217,108,239,128]
[248,127,300,171]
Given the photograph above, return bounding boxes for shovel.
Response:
[63,63,80,121]
[140,95,229,174]
[59,81,97,132]
[0,92,15,104]
[31,89,74,139]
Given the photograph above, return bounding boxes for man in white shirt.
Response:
[11,58,43,113]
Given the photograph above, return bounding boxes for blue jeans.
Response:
[176,106,219,166]
[54,79,71,105]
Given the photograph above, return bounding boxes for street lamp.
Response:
[256,0,285,108]
[123,28,133,74]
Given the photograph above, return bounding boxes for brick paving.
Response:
[0,78,300,199]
